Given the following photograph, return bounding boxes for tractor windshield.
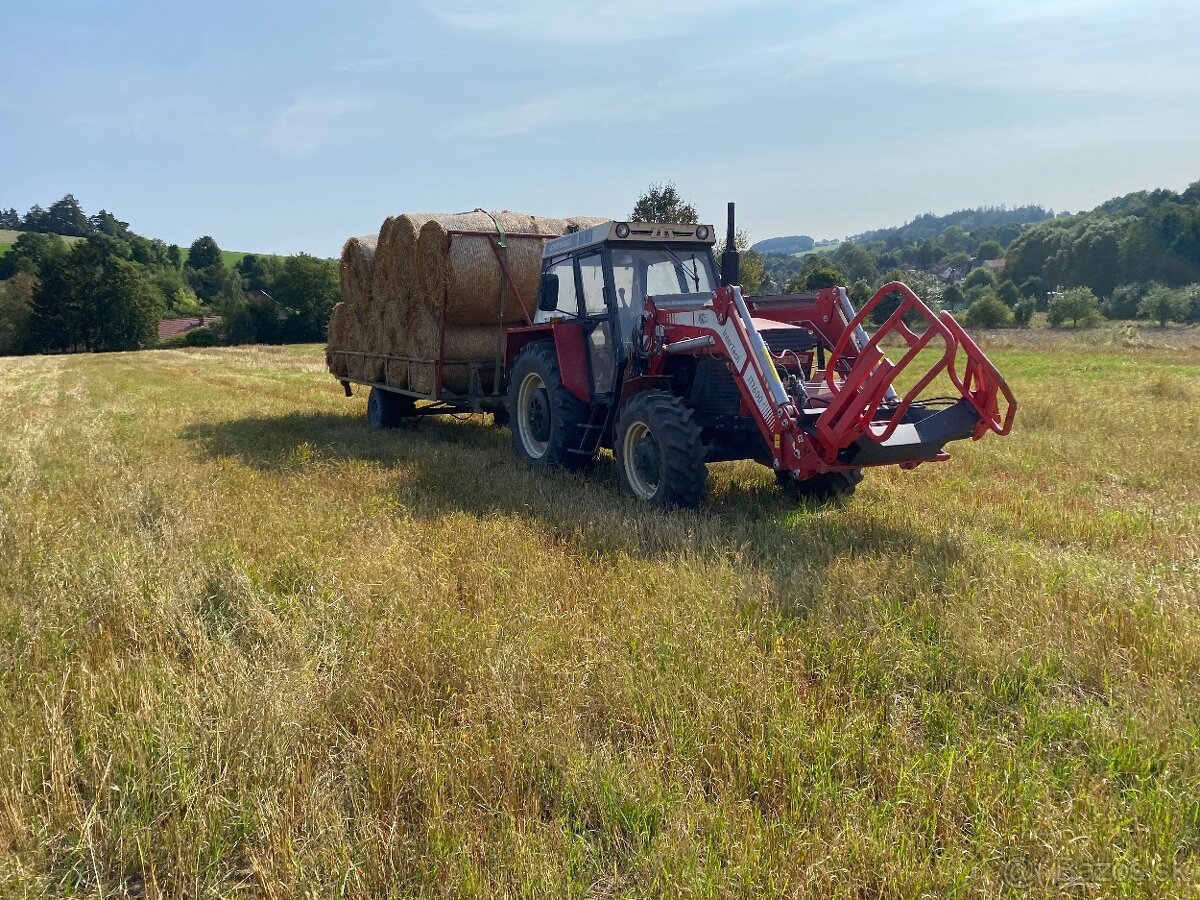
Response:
[610,246,717,311]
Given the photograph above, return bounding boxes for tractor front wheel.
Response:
[615,390,707,508]
[508,342,591,468]
[367,387,415,428]
[776,468,863,502]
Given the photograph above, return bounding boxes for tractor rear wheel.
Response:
[508,341,592,468]
[776,468,863,502]
[615,390,707,508]
[367,387,415,428]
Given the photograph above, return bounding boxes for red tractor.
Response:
[503,206,1015,505]
[332,205,1015,507]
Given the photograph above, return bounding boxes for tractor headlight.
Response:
[615,222,631,238]
[695,225,710,240]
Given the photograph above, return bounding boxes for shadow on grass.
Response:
[182,409,962,615]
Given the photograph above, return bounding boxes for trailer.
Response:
[327,226,557,425]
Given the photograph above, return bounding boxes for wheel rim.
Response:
[517,371,551,459]
[622,421,660,500]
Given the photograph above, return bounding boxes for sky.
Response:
[1,0,1198,256]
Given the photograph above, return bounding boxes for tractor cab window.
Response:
[546,258,578,318]
[610,246,716,311]
[578,253,607,317]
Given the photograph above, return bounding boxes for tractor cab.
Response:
[531,221,719,396]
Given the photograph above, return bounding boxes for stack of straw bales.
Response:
[327,211,607,394]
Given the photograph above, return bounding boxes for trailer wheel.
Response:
[776,468,863,502]
[367,387,415,428]
[615,390,707,508]
[508,342,592,468]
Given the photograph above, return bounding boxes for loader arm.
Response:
[642,282,1016,479]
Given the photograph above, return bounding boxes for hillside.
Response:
[0,342,1197,895]
[0,229,274,269]
[0,228,85,258]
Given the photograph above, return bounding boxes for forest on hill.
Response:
[756,185,1200,330]
[0,195,337,356]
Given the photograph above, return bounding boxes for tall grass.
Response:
[0,342,1197,897]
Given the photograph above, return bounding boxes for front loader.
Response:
[505,205,1015,506]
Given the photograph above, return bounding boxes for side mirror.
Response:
[537,272,559,312]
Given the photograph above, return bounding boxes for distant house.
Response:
[158,315,221,341]
[982,257,1007,275]
[934,265,965,284]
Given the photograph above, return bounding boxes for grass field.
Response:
[0,338,1197,897]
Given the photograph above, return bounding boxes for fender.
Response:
[505,322,591,403]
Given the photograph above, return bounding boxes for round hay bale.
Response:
[339,235,377,309]
[416,211,548,327]
[373,213,443,320]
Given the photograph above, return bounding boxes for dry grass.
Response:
[0,339,1198,898]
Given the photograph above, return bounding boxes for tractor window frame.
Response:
[545,254,581,319]
[576,251,608,319]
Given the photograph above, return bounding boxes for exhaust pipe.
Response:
[721,201,740,287]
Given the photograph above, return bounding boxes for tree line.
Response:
[0,196,338,356]
[754,184,1200,330]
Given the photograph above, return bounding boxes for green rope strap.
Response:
[477,209,508,395]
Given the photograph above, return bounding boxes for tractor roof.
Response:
[544,221,716,259]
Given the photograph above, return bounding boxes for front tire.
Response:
[615,390,707,508]
[508,342,592,468]
[367,387,415,428]
[776,468,863,502]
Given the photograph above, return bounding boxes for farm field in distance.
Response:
[0,335,1197,897]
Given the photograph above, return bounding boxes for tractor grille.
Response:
[689,357,741,418]
[760,327,817,355]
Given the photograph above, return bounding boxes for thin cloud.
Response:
[424,0,788,43]
[441,81,710,142]
[329,53,422,73]
[63,112,149,138]
[261,91,379,159]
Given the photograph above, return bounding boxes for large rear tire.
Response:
[776,468,863,502]
[367,387,416,428]
[508,342,592,468]
[615,390,707,508]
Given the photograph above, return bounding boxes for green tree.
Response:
[850,277,872,308]
[30,246,101,352]
[1138,284,1188,327]
[1013,298,1035,327]
[237,254,282,293]
[1048,287,1102,327]
[184,236,227,304]
[787,261,847,292]
[964,291,1013,328]
[89,209,132,239]
[831,241,879,284]
[0,232,68,279]
[976,239,1004,260]
[943,283,965,310]
[93,256,165,350]
[997,280,1019,305]
[1104,282,1149,319]
[631,182,698,224]
[0,272,38,355]
[962,267,996,291]
[274,253,339,342]
[44,194,91,236]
